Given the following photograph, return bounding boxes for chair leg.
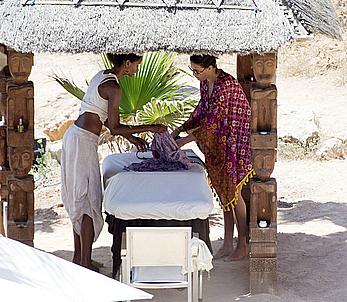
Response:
[192,270,198,302]
[198,270,203,301]
[121,257,128,284]
[188,270,193,302]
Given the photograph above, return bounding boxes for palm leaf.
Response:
[100,53,114,70]
[138,99,197,130]
[102,52,187,115]
[50,73,85,101]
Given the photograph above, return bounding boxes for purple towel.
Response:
[125,131,191,172]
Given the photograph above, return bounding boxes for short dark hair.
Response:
[106,53,142,68]
[190,55,217,68]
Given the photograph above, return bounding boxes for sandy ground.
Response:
[25,53,347,301]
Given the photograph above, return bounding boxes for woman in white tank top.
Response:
[61,53,166,271]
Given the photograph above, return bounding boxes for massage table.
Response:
[102,151,214,277]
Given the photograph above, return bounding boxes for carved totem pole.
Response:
[0,44,35,246]
[237,53,278,294]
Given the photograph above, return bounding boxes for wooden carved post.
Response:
[237,54,253,105]
[7,175,34,245]
[3,47,35,246]
[236,54,254,226]
[249,52,278,294]
[0,44,9,236]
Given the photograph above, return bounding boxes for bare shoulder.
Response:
[98,79,121,100]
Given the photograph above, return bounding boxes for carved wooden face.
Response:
[253,150,275,181]
[252,53,276,87]
[7,51,33,84]
[9,146,33,177]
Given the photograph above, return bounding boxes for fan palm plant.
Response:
[52,52,197,151]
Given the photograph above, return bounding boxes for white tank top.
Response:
[79,70,119,123]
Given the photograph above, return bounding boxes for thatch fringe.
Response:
[0,0,341,54]
[282,0,342,39]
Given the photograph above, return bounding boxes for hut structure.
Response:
[0,0,341,295]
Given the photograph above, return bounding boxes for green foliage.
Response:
[116,52,186,117]
[100,53,113,70]
[138,99,197,130]
[52,52,196,129]
[50,74,85,101]
[52,52,198,152]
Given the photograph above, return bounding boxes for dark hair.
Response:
[106,53,142,68]
[190,55,217,68]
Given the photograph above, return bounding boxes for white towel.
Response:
[191,237,213,272]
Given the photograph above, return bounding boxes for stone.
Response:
[43,119,74,141]
[46,140,62,164]
[316,137,346,160]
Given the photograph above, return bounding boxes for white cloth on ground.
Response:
[61,124,104,241]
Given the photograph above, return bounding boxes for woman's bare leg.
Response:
[73,231,81,265]
[228,191,248,261]
[80,214,96,270]
[214,209,235,258]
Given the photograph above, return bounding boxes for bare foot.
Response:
[81,263,100,273]
[91,259,104,268]
[90,263,100,273]
[226,244,248,261]
[214,242,234,259]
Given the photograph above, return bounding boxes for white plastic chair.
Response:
[121,227,193,302]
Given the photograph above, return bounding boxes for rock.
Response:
[46,140,62,164]
[43,119,74,142]
[316,138,347,160]
[336,130,347,144]
[278,113,319,145]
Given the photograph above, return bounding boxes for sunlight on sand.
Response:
[278,219,347,236]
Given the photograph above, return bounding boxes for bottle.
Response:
[17,117,24,133]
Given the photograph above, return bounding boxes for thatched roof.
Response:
[282,0,342,39]
[0,0,341,54]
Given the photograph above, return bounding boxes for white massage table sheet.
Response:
[102,152,213,221]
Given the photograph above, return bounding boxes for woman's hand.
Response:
[149,124,167,133]
[127,136,148,152]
